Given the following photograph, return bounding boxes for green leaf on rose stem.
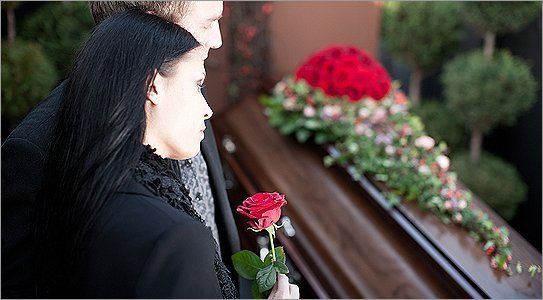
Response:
[231,250,265,280]
[256,264,277,293]
[251,280,263,299]
[264,246,286,265]
[273,260,289,274]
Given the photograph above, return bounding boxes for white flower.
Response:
[385,145,395,156]
[362,98,377,109]
[274,81,287,94]
[444,200,453,211]
[283,97,297,111]
[435,155,450,171]
[358,107,371,119]
[364,128,375,138]
[453,213,463,223]
[414,135,435,151]
[458,199,467,210]
[303,106,316,118]
[389,104,406,115]
[321,105,342,121]
[418,165,431,175]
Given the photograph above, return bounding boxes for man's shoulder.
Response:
[3,82,66,153]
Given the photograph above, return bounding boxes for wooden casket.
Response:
[212,97,542,299]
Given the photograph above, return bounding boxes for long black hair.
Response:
[35,10,200,296]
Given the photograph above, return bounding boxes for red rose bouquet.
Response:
[295,45,392,102]
[231,192,289,298]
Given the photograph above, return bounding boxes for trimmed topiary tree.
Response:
[451,151,527,221]
[381,1,463,106]
[20,1,94,76]
[441,49,537,162]
[1,39,58,127]
[462,1,541,58]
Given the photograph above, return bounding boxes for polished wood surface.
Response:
[212,96,542,298]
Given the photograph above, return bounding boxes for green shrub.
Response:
[20,1,94,76]
[381,1,463,71]
[412,100,466,151]
[451,151,527,220]
[1,39,58,124]
[442,49,537,134]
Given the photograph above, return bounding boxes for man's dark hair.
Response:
[89,1,192,24]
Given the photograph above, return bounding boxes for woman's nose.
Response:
[203,101,213,120]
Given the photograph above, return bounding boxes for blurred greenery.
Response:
[462,1,541,35]
[381,1,463,73]
[452,151,527,221]
[1,39,58,125]
[20,1,94,76]
[412,100,466,152]
[441,49,537,134]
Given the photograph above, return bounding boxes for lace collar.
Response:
[133,145,238,299]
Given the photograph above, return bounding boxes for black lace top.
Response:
[133,145,238,299]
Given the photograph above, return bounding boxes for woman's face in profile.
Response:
[144,46,213,160]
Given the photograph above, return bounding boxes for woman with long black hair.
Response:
[34,10,236,298]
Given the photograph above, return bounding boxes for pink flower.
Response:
[355,123,366,135]
[457,199,467,210]
[370,107,388,123]
[401,124,413,136]
[435,155,450,171]
[303,106,316,117]
[444,200,453,211]
[453,213,463,223]
[283,97,297,111]
[414,136,435,151]
[321,105,342,121]
[394,90,408,104]
[274,81,287,94]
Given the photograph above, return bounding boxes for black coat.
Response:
[1,82,251,298]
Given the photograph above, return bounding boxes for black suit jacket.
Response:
[1,82,251,298]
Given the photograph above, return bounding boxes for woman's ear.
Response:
[146,72,167,105]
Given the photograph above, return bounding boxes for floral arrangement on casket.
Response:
[260,45,541,277]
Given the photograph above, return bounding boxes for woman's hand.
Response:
[267,274,299,299]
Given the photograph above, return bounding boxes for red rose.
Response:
[294,45,392,101]
[236,192,287,231]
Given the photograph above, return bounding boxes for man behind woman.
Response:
[1,1,299,298]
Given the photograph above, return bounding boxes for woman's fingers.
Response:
[289,283,300,299]
[267,274,300,299]
[276,274,290,298]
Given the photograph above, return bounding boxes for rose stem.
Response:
[268,227,276,262]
